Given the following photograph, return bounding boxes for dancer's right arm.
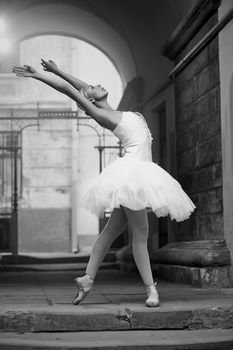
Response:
[12,65,115,130]
[40,59,89,91]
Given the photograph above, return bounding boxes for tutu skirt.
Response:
[79,157,196,222]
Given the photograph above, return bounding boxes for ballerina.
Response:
[12,60,196,307]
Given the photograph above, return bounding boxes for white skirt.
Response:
[79,157,196,222]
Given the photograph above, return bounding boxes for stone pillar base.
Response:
[152,263,233,288]
[116,240,233,288]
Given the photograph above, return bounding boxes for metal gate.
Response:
[0,109,124,255]
[0,130,21,254]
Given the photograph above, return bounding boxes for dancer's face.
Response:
[84,84,108,101]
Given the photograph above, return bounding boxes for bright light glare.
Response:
[0,38,11,53]
[0,18,6,34]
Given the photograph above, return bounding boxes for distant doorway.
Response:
[17,35,123,254]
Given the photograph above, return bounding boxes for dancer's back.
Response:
[112,111,153,162]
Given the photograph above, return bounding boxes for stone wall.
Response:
[173,13,223,242]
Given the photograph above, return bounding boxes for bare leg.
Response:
[86,206,128,278]
[123,207,154,286]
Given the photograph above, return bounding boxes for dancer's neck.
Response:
[94,98,115,111]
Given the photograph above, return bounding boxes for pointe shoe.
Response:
[73,275,94,305]
[145,282,160,307]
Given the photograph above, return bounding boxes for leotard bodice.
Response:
[112,111,153,162]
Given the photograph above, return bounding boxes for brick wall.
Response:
[174,13,223,242]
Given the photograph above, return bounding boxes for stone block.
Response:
[186,59,219,103]
[195,133,222,169]
[176,106,195,131]
[176,79,194,111]
[209,57,220,89]
[150,240,231,267]
[177,148,195,176]
[197,188,223,214]
[177,125,198,153]
[209,84,220,112]
[132,307,233,330]
[196,162,223,192]
[195,92,212,123]
[197,66,210,98]
[0,310,130,332]
[177,90,212,132]
[152,264,233,288]
[197,111,221,143]
[132,309,193,330]
[199,212,224,240]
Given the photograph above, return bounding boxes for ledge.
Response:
[162,0,221,60]
[150,240,231,267]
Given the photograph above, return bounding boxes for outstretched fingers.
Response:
[41,59,49,71]
[12,66,24,71]
[12,64,35,77]
[40,58,57,72]
[12,66,25,76]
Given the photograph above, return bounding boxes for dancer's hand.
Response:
[41,59,58,73]
[12,65,38,77]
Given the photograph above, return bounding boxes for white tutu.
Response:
[78,111,196,221]
[79,157,196,222]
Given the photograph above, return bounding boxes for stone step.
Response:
[1,302,233,333]
[0,251,117,265]
[0,261,119,272]
[0,329,233,349]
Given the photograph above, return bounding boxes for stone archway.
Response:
[7,3,137,86]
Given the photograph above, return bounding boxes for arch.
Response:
[8,3,137,86]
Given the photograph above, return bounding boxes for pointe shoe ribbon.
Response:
[145,282,160,307]
[73,276,94,305]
